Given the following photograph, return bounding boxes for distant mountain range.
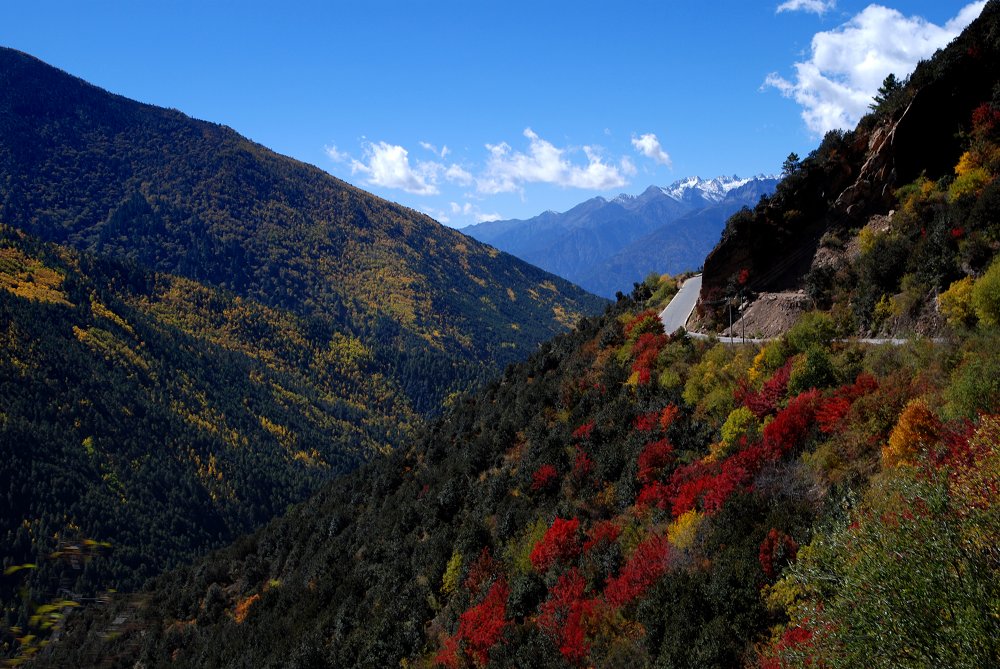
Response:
[464,175,779,297]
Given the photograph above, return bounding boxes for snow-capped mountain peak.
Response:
[606,175,779,208]
[660,174,776,202]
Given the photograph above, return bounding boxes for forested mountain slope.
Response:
[0,46,605,417]
[0,47,604,655]
[0,224,423,636]
[43,268,1000,668]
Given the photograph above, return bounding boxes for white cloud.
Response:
[350,141,440,195]
[444,164,474,186]
[631,133,672,167]
[478,128,631,194]
[947,1,988,31]
[324,145,350,163]
[419,141,450,159]
[776,0,835,15]
[765,2,986,136]
[448,201,502,224]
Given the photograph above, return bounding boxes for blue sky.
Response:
[0,1,985,226]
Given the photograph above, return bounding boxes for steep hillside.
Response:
[38,270,1000,668]
[465,177,777,297]
[0,224,424,634]
[0,46,606,417]
[0,47,605,653]
[699,2,1000,336]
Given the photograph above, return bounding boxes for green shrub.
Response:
[786,312,835,353]
[971,258,1000,327]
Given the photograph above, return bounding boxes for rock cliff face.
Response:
[701,2,1000,315]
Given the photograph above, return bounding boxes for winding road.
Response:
[658,274,701,333]
[658,273,931,346]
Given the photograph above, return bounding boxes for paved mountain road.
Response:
[659,274,701,333]
[657,273,930,346]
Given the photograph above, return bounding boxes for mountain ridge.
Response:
[464,175,778,297]
[0,44,606,397]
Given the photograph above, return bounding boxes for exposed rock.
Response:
[844,213,893,262]
[834,105,909,216]
[720,292,812,340]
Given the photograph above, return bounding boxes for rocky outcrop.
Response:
[834,107,908,217]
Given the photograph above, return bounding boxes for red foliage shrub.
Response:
[571,448,593,483]
[636,481,672,510]
[571,421,595,441]
[605,534,671,609]
[660,404,680,430]
[737,359,794,419]
[531,464,559,493]
[434,577,511,667]
[530,517,582,572]
[851,373,878,397]
[703,453,754,512]
[816,374,879,433]
[432,633,461,668]
[666,460,719,517]
[583,520,621,553]
[464,547,500,597]
[457,578,510,666]
[758,528,799,580]
[637,438,674,484]
[762,390,820,458]
[537,568,598,664]
[632,332,668,385]
[635,410,660,432]
[931,420,978,470]
[759,622,819,669]
[972,102,1000,139]
[816,396,851,434]
[623,310,663,339]
[666,443,775,517]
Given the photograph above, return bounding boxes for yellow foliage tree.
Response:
[938,276,977,329]
[667,509,703,550]
[882,398,940,467]
[441,550,463,595]
[972,257,1000,327]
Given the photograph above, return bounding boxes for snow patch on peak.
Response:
[607,175,780,208]
[661,174,777,202]
[610,192,637,204]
